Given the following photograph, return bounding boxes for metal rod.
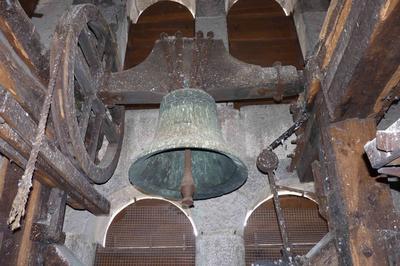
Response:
[268,112,308,150]
[267,169,293,263]
[257,149,294,264]
[180,149,195,208]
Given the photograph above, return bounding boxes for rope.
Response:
[7,51,62,230]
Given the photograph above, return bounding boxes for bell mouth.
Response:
[128,148,247,200]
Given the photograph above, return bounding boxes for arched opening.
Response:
[124,1,195,69]
[95,199,196,265]
[227,0,304,68]
[244,195,328,265]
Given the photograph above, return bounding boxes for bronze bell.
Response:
[129,89,247,207]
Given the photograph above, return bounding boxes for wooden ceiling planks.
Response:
[227,0,304,68]
[124,2,195,69]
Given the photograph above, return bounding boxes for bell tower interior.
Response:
[0,0,399,265]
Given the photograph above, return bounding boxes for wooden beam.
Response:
[292,0,400,181]
[0,155,7,201]
[16,179,44,266]
[0,164,43,265]
[320,118,399,265]
[290,93,329,182]
[310,0,400,121]
[0,32,45,123]
[101,37,304,105]
[0,0,49,82]
[31,187,66,244]
[0,87,110,215]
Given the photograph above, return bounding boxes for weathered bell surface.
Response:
[129,89,248,201]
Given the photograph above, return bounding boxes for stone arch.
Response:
[94,197,197,264]
[243,193,328,264]
[243,191,319,226]
[228,0,295,15]
[95,193,197,247]
[128,0,195,23]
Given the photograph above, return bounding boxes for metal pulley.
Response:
[129,89,248,206]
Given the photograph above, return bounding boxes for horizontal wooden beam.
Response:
[100,36,304,104]
[31,187,66,244]
[0,87,110,215]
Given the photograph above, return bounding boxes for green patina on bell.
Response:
[128,88,248,202]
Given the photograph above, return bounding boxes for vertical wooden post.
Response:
[16,179,43,266]
[320,118,399,265]
[0,161,44,266]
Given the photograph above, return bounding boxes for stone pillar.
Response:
[195,0,229,50]
[293,0,329,59]
[74,0,129,69]
[196,231,245,266]
[31,0,74,48]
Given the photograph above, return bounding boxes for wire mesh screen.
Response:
[244,196,329,265]
[95,199,195,265]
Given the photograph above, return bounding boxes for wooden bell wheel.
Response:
[51,4,124,184]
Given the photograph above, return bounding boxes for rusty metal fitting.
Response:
[256,149,279,174]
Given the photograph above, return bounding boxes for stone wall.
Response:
[63,104,314,265]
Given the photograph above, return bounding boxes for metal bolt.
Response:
[361,244,373,257]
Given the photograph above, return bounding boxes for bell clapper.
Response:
[180,149,195,208]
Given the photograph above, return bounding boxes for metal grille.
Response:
[95,199,195,265]
[244,196,329,265]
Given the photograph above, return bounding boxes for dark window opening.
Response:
[227,0,304,68]
[124,1,195,69]
[244,195,329,265]
[95,199,195,266]
[18,0,40,18]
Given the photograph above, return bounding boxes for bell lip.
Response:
[128,147,248,201]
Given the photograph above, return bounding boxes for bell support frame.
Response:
[99,32,304,105]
